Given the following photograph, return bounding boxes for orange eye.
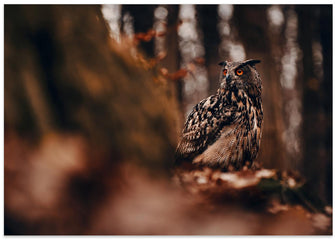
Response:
[223,69,227,76]
[236,69,243,76]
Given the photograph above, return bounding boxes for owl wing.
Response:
[175,94,236,165]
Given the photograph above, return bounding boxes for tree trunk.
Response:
[319,5,332,204]
[232,5,285,169]
[196,5,221,95]
[296,5,332,204]
[5,5,179,234]
[121,5,157,57]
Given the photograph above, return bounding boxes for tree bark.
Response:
[5,5,179,234]
[296,5,332,204]
[196,5,221,95]
[122,5,157,57]
[319,5,332,204]
[232,5,285,169]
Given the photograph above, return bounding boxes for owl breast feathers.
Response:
[175,59,263,170]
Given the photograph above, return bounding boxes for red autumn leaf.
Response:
[134,29,156,42]
[169,69,188,81]
[160,68,169,76]
[156,31,166,37]
[194,57,205,65]
[156,51,167,61]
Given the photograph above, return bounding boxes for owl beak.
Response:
[226,74,232,84]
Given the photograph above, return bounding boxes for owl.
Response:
[175,59,263,170]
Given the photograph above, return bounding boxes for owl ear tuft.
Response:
[244,59,261,66]
[218,61,227,67]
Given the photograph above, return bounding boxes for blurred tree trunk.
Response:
[5,5,179,234]
[196,5,221,95]
[296,5,332,204]
[319,5,332,204]
[158,5,184,127]
[5,4,178,170]
[159,5,180,74]
[121,5,157,57]
[232,5,285,169]
[276,6,302,170]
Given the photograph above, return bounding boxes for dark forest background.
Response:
[4,4,332,235]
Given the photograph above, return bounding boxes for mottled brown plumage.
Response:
[175,59,263,170]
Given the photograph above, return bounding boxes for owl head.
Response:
[218,59,262,97]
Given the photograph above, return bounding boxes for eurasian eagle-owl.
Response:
[175,59,263,170]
